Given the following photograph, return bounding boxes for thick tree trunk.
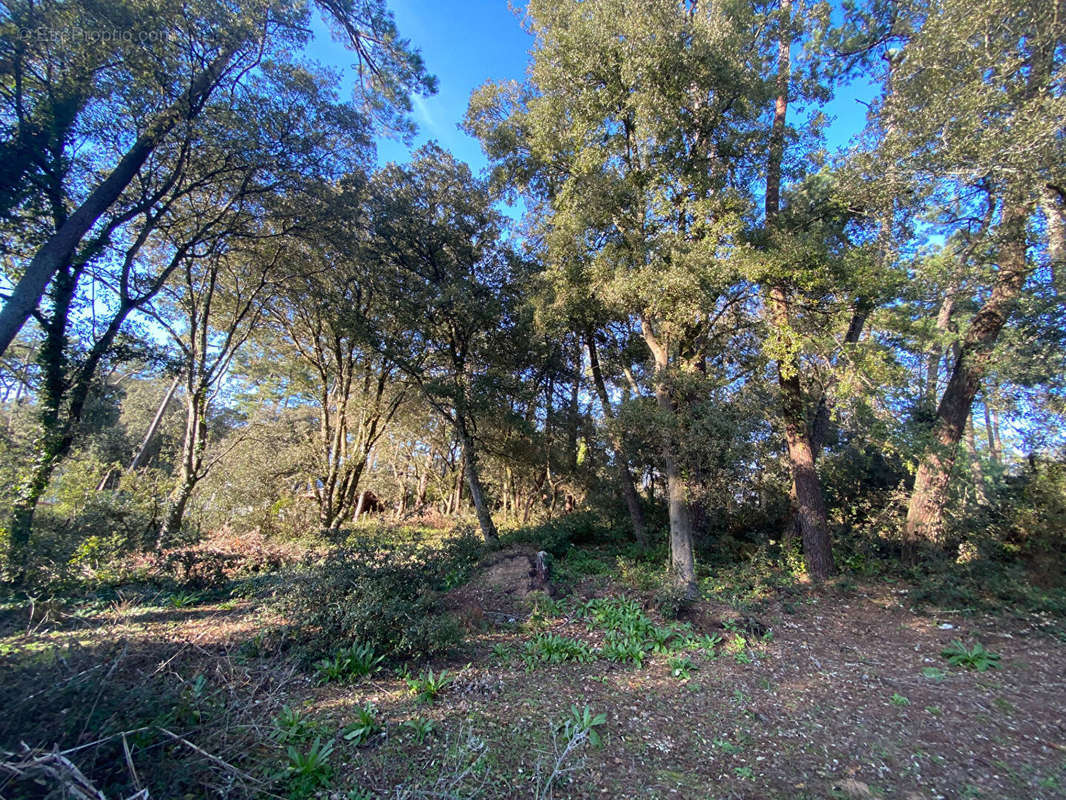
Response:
[458,423,498,542]
[585,329,648,548]
[764,0,834,580]
[0,50,236,357]
[641,318,697,595]
[904,200,1030,547]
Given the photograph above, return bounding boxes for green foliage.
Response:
[277,533,480,662]
[280,737,333,799]
[314,642,385,684]
[522,633,595,668]
[272,706,315,744]
[941,640,1001,672]
[403,715,436,744]
[599,631,647,667]
[341,703,383,745]
[890,693,910,706]
[668,655,696,679]
[405,667,456,703]
[654,582,696,620]
[166,591,201,609]
[557,705,607,748]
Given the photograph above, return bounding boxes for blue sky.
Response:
[309,0,535,171]
[308,1,877,175]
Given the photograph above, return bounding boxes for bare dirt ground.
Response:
[2,576,1065,799]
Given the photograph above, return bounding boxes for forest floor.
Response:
[2,535,1065,800]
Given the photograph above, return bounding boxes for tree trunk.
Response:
[641,317,697,595]
[585,329,648,547]
[904,200,1030,547]
[0,49,237,358]
[458,422,498,542]
[128,375,181,472]
[764,0,834,580]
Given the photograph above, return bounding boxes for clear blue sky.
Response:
[308,1,875,175]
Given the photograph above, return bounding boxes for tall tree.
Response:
[0,0,436,357]
[886,0,1065,546]
[368,145,534,543]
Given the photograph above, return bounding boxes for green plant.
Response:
[281,737,333,799]
[599,631,646,666]
[166,591,201,609]
[921,666,948,681]
[315,641,386,684]
[406,667,456,703]
[276,534,476,662]
[734,766,754,780]
[890,693,910,706]
[272,705,315,743]
[668,655,696,679]
[522,632,594,668]
[557,705,607,748]
[341,703,383,745]
[941,639,1001,671]
[403,715,436,744]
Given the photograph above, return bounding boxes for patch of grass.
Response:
[890,693,910,706]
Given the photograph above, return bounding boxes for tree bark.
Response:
[764,0,835,579]
[0,49,237,357]
[585,328,648,548]
[128,375,182,472]
[641,317,697,595]
[904,200,1030,547]
[458,421,498,542]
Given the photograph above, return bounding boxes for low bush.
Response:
[276,529,483,662]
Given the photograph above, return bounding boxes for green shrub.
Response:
[276,532,481,662]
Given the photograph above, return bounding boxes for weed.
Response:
[599,631,647,666]
[280,737,333,799]
[558,705,607,748]
[890,693,910,706]
[925,705,942,716]
[403,715,436,744]
[314,642,385,684]
[714,738,741,754]
[166,591,201,608]
[406,667,456,703]
[341,703,382,745]
[522,633,594,669]
[272,705,315,743]
[668,655,696,680]
[941,639,1001,671]
[734,766,755,780]
[921,666,948,681]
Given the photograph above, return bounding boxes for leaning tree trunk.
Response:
[904,200,1030,548]
[0,49,237,358]
[457,422,498,542]
[586,329,648,548]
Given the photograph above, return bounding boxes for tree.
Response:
[874,0,1066,547]
[469,0,777,593]
[368,144,535,542]
[0,0,436,357]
